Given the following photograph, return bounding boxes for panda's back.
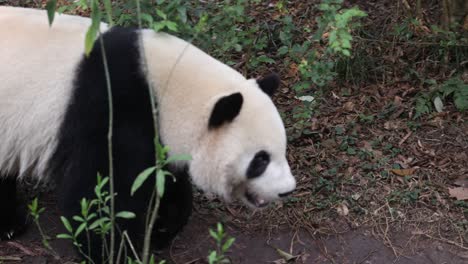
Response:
[0,7,108,179]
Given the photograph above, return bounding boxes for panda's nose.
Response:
[278,190,294,197]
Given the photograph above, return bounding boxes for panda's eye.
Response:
[247,151,270,179]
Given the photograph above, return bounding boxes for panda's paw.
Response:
[0,229,16,240]
[0,209,29,241]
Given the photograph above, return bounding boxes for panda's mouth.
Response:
[244,191,269,208]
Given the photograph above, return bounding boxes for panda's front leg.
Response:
[0,177,28,241]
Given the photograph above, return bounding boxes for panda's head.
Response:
[189,73,296,208]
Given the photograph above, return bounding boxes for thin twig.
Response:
[422,232,468,250]
[99,30,115,264]
[134,1,161,263]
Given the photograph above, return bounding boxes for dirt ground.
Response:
[0,192,466,264]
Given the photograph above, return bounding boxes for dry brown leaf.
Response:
[454,176,468,187]
[287,63,299,78]
[448,187,468,200]
[336,203,349,216]
[314,164,324,172]
[343,101,355,112]
[390,168,416,176]
[394,96,403,106]
[310,117,319,130]
[384,121,401,130]
[272,246,298,263]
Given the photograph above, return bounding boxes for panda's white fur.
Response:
[0,6,296,208]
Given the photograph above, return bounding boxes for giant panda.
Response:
[0,6,296,262]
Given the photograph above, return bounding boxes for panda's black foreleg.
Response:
[0,177,28,241]
[58,167,193,263]
[151,166,193,249]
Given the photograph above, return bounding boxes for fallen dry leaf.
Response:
[343,101,355,112]
[336,203,349,216]
[448,187,468,200]
[394,96,403,106]
[454,176,468,187]
[384,121,401,130]
[272,246,298,262]
[390,168,416,176]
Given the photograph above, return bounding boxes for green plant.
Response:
[284,0,366,140]
[28,198,57,255]
[207,223,235,264]
[56,175,136,263]
[387,188,421,204]
[415,76,468,118]
[315,0,367,57]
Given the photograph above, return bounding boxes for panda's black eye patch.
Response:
[247,151,270,179]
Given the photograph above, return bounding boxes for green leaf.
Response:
[141,13,154,25]
[222,237,235,252]
[102,0,113,26]
[84,0,101,56]
[115,211,136,219]
[278,46,289,56]
[156,9,167,20]
[131,166,156,196]
[347,147,356,155]
[156,169,167,198]
[89,217,110,230]
[166,154,192,164]
[80,198,89,217]
[28,198,38,212]
[73,216,85,222]
[60,216,73,233]
[87,212,97,221]
[454,94,468,111]
[45,0,57,26]
[165,21,178,32]
[177,6,187,23]
[257,55,275,64]
[153,22,165,32]
[56,233,73,239]
[74,223,87,237]
[207,251,217,264]
[209,229,218,240]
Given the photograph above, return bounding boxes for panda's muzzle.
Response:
[245,191,269,208]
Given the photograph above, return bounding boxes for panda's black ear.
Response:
[257,73,280,96]
[209,92,243,129]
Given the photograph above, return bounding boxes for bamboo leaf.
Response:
[45,0,57,26]
[74,223,87,237]
[60,216,73,233]
[156,169,167,198]
[102,0,114,26]
[131,166,156,196]
[222,237,235,252]
[84,0,102,56]
[89,217,110,230]
[115,211,136,219]
[166,154,192,164]
[56,233,73,239]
